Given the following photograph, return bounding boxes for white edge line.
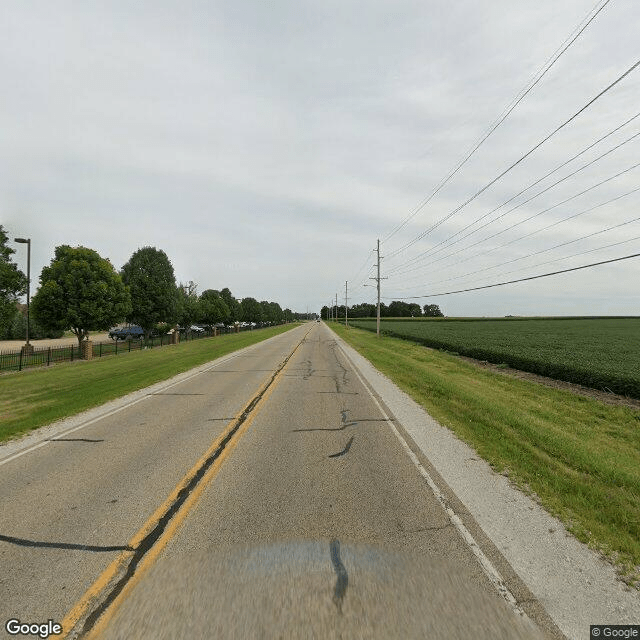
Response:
[337,340,530,621]
[0,334,286,468]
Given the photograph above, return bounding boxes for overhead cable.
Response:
[389,165,640,279]
[386,58,640,260]
[386,119,640,274]
[382,0,613,244]
[391,232,640,292]
[383,253,640,300]
[394,212,640,291]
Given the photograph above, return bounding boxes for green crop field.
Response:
[347,317,640,399]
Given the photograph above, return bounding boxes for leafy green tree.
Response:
[387,300,420,317]
[260,300,280,323]
[11,305,64,339]
[350,303,376,318]
[121,247,178,337]
[176,281,201,328]
[283,308,294,323]
[0,226,27,339]
[240,297,262,323]
[200,289,229,325]
[31,245,131,349]
[220,287,241,322]
[268,301,283,324]
[423,304,444,317]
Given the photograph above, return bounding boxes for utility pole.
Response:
[345,281,348,327]
[369,239,387,337]
[335,293,338,322]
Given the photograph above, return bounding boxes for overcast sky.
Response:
[2,0,638,316]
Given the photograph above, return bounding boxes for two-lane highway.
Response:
[1,323,548,639]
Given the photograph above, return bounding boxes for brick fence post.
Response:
[82,340,93,360]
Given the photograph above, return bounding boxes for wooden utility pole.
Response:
[369,239,387,337]
[345,281,348,327]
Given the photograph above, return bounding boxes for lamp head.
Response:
[14,237,29,243]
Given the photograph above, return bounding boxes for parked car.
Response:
[109,325,145,341]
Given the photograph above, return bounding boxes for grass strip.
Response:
[331,323,640,586]
[0,324,300,443]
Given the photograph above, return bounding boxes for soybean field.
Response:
[347,317,640,399]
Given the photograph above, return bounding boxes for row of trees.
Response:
[175,281,297,329]
[321,301,444,320]
[0,227,302,348]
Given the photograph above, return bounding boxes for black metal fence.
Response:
[0,325,256,373]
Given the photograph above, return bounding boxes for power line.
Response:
[485,233,640,279]
[348,249,375,288]
[382,0,613,244]
[392,232,640,292]
[386,58,640,260]
[383,253,640,300]
[386,120,640,274]
[389,165,640,279]
[394,214,640,291]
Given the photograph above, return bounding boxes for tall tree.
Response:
[0,226,27,339]
[240,297,262,323]
[423,304,444,317]
[200,289,229,325]
[408,303,423,317]
[268,301,283,324]
[176,281,201,328]
[121,247,178,337]
[350,303,376,318]
[259,300,272,323]
[31,245,131,349]
[220,287,241,322]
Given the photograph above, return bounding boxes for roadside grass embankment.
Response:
[331,323,640,587]
[0,324,300,443]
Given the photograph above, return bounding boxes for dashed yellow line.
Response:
[61,327,310,639]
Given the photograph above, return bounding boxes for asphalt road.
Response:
[1,323,546,639]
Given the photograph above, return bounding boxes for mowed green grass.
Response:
[332,323,640,586]
[349,317,640,398]
[0,324,299,442]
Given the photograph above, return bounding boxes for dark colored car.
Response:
[109,325,145,341]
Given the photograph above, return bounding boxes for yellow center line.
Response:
[61,327,311,639]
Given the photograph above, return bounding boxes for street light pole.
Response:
[14,237,31,352]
